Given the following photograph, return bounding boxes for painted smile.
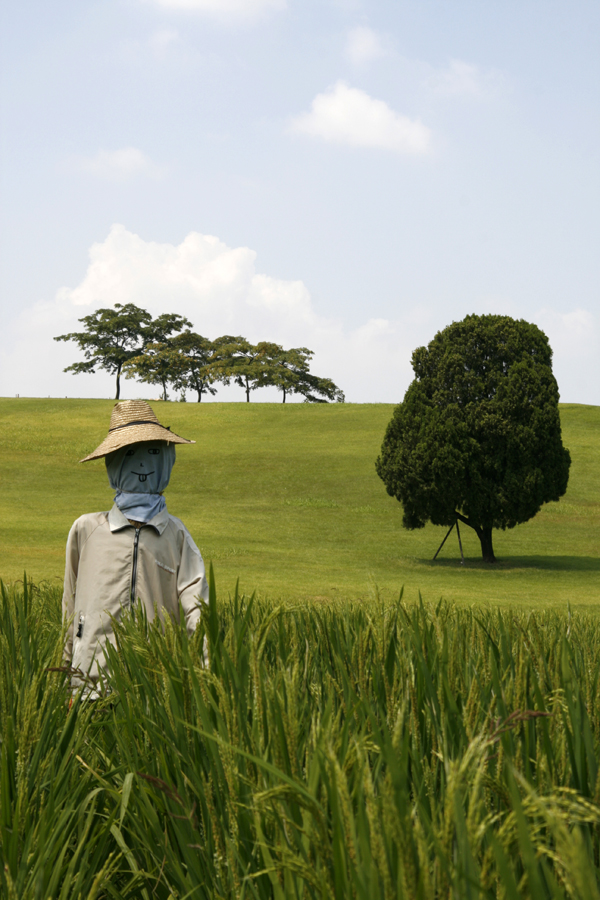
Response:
[131,470,155,483]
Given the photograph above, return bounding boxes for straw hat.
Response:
[80,400,195,462]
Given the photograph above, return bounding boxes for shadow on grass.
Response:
[420,556,600,572]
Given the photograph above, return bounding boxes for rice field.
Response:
[3,573,600,899]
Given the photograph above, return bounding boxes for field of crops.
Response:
[3,574,600,899]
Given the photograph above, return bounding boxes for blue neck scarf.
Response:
[105,441,176,522]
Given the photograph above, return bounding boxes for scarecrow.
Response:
[62,399,208,691]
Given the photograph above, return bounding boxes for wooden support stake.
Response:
[433,522,455,560]
[456,519,465,565]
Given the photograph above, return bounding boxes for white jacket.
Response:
[62,504,208,686]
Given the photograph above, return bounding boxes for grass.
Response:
[3,575,600,898]
[1,399,600,608]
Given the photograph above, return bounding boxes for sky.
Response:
[1,0,598,404]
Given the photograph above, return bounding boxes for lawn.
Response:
[1,398,599,608]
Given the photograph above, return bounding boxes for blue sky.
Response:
[1,0,598,402]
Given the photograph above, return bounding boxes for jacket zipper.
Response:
[130,527,141,606]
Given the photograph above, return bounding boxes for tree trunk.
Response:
[477,527,496,563]
[245,377,250,402]
[115,364,121,400]
[455,513,496,563]
[282,387,286,404]
[162,379,168,402]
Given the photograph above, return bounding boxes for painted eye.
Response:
[148,448,160,455]
[125,449,135,456]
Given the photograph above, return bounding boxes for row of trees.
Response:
[54,304,344,403]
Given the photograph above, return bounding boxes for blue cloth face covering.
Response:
[105,441,176,522]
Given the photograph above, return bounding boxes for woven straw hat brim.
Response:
[80,422,194,462]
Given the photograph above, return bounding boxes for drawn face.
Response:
[125,445,161,483]
[105,440,176,494]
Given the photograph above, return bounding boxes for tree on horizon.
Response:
[207,337,278,402]
[54,305,191,400]
[376,314,571,562]
[264,345,345,403]
[171,331,219,402]
[54,304,153,400]
[55,304,345,404]
[208,338,344,403]
[124,330,219,402]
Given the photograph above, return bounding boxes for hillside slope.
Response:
[1,399,598,607]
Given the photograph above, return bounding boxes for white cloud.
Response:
[2,225,420,402]
[79,147,163,181]
[289,81,431,154]
[344,26,386,66]
[142,0,285,19]
[3,227,596,405]
[427,59,503,98]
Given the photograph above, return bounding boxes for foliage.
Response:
[54,303,154,400]
[208,338,344,403]
[124,330,229,402]
[376,315,572,562]
[259,345,345,403]
[55,302,344,403]
[0,578,143,898]
[206,335,269,402]
[55,307,191,401]
[3,575,600,897]
[171,331,220,402]
[122,340,177,401]
[146,312,193,344]
[121,316,194,401]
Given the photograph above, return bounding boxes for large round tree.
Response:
[376,314,571,562]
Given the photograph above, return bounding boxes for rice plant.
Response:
[0,578,145,899]
[2,573,600,898]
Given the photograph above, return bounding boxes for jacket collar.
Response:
[108,503,170,535]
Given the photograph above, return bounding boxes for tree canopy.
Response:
[120,314,193,401]
[264,346,345,403]
[54,304,153,400]
[55,306,343,403]
[208,337,275,402]
[123,341,181,402]
[171,331,219,402]
[208,339,345,403]
[375,314,571,562]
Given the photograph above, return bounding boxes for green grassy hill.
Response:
[1,398,599,608]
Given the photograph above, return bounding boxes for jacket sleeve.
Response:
[62,520,81,662]
[177,530,209,635]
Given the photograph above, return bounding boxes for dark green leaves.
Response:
[376,314,571,560]
[56,309,344,404]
